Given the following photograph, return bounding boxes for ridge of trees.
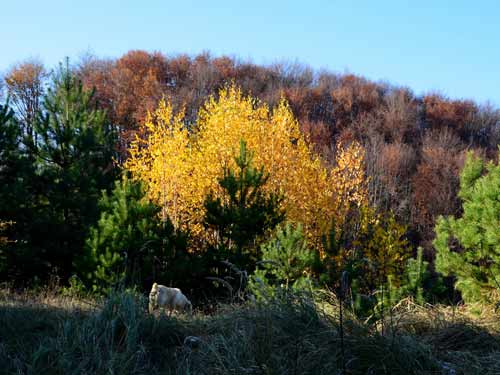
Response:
[2,50,500,267]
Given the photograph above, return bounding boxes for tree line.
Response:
[1,52,500,310]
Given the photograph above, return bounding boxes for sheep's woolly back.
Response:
[173,292,192,313]
[149,283,192,314]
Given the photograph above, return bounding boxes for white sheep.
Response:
[149,282,192,316]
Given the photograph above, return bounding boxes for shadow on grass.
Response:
[0,293,190,375]
[0,303,81,375]
[1,291,500,374]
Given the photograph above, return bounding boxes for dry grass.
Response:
[0,288,499,374]
[0,284,97,311]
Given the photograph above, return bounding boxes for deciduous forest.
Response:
[1,51,500,374]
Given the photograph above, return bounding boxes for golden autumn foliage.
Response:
[357,208,410,285]
[125,85,367,248]
[321,203,411,289]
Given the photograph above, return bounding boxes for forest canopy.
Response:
[1,50,500,307]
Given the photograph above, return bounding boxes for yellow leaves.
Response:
[125,99,193,228]
[354,206,411,284]
[125,84,368,249]
[330,141,368,218]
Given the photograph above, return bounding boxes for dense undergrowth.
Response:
[1,287,499,375]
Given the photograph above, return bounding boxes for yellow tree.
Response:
[126,85,367,249]
[126,100,193,229]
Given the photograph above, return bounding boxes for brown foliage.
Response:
[366,136,417,218]
[4,58,47,139]
[380,88,419,143]
[283,87,334,124]
[423,94,476,137]
[212,56,236,79]
[331,74,384,134]
[71,49,500,258]
[79,50,168,132]
[300,119,334,161]
[113,50,168,126]
[78,56,115,114]
[465,103,500,150]
[166,54,191,88]
[411,128,467,245]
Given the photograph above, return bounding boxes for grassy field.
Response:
[1,286,499,375]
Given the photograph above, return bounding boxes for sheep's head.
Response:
[149,283,158,298]
[149,283,159,313]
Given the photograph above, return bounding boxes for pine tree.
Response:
[32,62,118,279]
[204,140,285,268]
[387,247,428,305]
[434,150,500,303]
[84,176,188,293]
[0,101,39,279]
[0,103,19,274]
[0,103,22,222]
[250,223,313,296]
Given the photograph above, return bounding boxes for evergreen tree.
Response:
[397,247,428,304]
[32,62,118,279]
[386,246,446,306]
[84,176,188,293]
[434,150,500,303]
[0,102,18,159]
[204,140,285,268]
[0,103,22,223]
[0,101,40,279]
[0,103,19,274]
[249,223,313,300]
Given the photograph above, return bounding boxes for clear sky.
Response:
[1,0,499,106]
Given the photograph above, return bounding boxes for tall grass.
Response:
[1,287,500,374]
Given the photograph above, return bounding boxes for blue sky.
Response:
[1,0,499,106]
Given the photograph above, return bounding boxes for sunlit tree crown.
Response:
[126,84,367,248]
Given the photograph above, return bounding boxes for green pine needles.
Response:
[434,150,500,303]
[250,223,313,300]
[34,63,118,278]
[83,176,187,293]
[204,139,285,267]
